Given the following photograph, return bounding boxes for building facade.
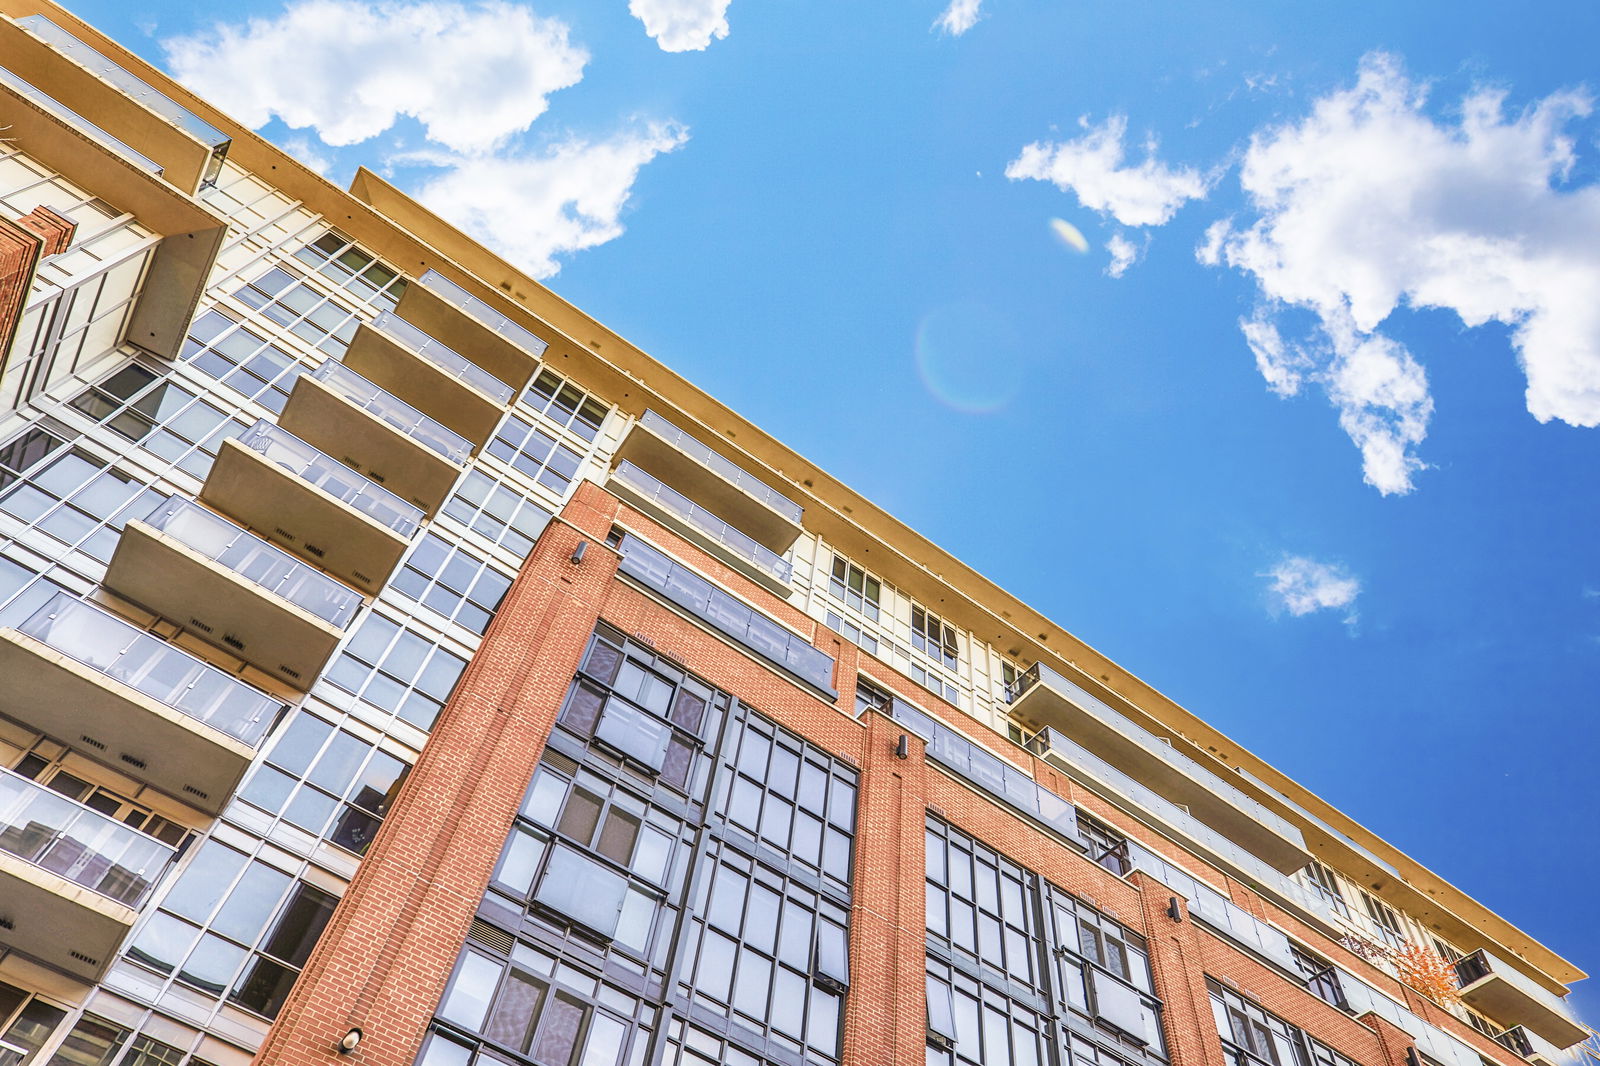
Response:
[0,6,1589,1066]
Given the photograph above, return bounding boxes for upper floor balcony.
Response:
[5,13,228,192]
[608,459,793,595]
[104,495,360,689]
[343,312,514,447]
[1455,951,1586,1048]
[614,410,804,553]
[280,361,471,514]
[0,60,225,362]
[202,419,423,595]
[0,764,177,980]
[1007,663,1311,872]
[0,593,282,814]
[1023,724,1320,916]
[392,269,547,393]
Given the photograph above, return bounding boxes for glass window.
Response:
[324,614,468,730]
[232,266,364,355]
[1077,811,1132,877]
[0,426,65,493]
[440,471,553,560]
[484,415,584,495]
[294,232,406,309]
[180,310,310,414]
[925,818,1040,989]
[240,711,412,854]
[391,534,513,635]
[828,555,881,621]
[520,369,608,443]
[912,605,960,670]
[1207,980,1360,1066]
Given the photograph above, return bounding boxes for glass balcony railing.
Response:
[1022,725,1332,922]
[141,495,362,627]
[18,593,283,747]
[312,361,472,465]
[0,64,162,175]
[613,461,793,582]
[637,411,804,524]
[616,534,834,694]
[416,269,549,359]
[1454,950,1580,1034]
[235,420,424,537]
[888,699,1080,841]
[15,15,229,151]
[369,311,515,404]
[1008,662,1306,847]
[0,765,176,908]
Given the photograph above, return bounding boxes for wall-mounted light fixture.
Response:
[1166,896,1182,922]
[895,734,909,760]
[569,541,587,565]
[337,1028,363,1055]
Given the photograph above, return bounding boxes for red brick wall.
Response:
[0,205,75,366]
[256,479,1500,1066]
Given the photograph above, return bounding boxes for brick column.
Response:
[1359,1012,1419,1066]
[1130,875,1232,1066]
[254,495,622,1066]
[840,713,931,1066]
[0,206,76,361]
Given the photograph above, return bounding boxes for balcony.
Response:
[0,594,282,814]
[391,269,546,393]
[201,420,423,595]
[7,14,228,192]
[0,61,225,361]
[104,495,360,689]
[608,460,793,595]
[343,312,514,446]
[0,765,176,980]
[279,361,471,514]
[1008,663,1310,873]
[614,411,804,553]
[1455,951,1586,1048]
[1023,725,1315,907]
[1494,1026,1569,1066]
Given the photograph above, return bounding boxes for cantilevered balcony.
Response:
[614,411,804,553]
[1022,726,1309,902]
[343,312,514,446]
[0,60,225,361]
[104,496,360,689]
[608,460,793,595]
[279,361,471,514]
[1454,951,1586,1048]
[0,764,176,980]
[7,14,229,192]
[201,420,423,594]
[1008,663,1310,873]
[0,593,282,813]
[391,269,547,392]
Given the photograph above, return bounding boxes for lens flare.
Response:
[1050,217,1090,253]
[915,303,1026,414]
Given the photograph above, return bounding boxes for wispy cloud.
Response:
[405,122,689,278]
[1204,52,1600,495]
[1105,232,1142,278]
[1262,555,1362,623]
[933,0,983,36]
[165,0,586,154]
[629,0,732,52]
[164,0,684,278]
[1007,115,1210,228]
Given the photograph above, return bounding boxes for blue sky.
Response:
[66,0,1600,1013]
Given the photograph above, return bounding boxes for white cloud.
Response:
[282,136,333,176]
[1006,115,1210,228]
[410,122,689,278]
[1206,52,1600,494]
[1238,310,1308,397]
[1105,232,1142,277]
[629,0,732,52]
[1262,555,1361,622]
[933,0,983,36]
[164,0,586,154]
